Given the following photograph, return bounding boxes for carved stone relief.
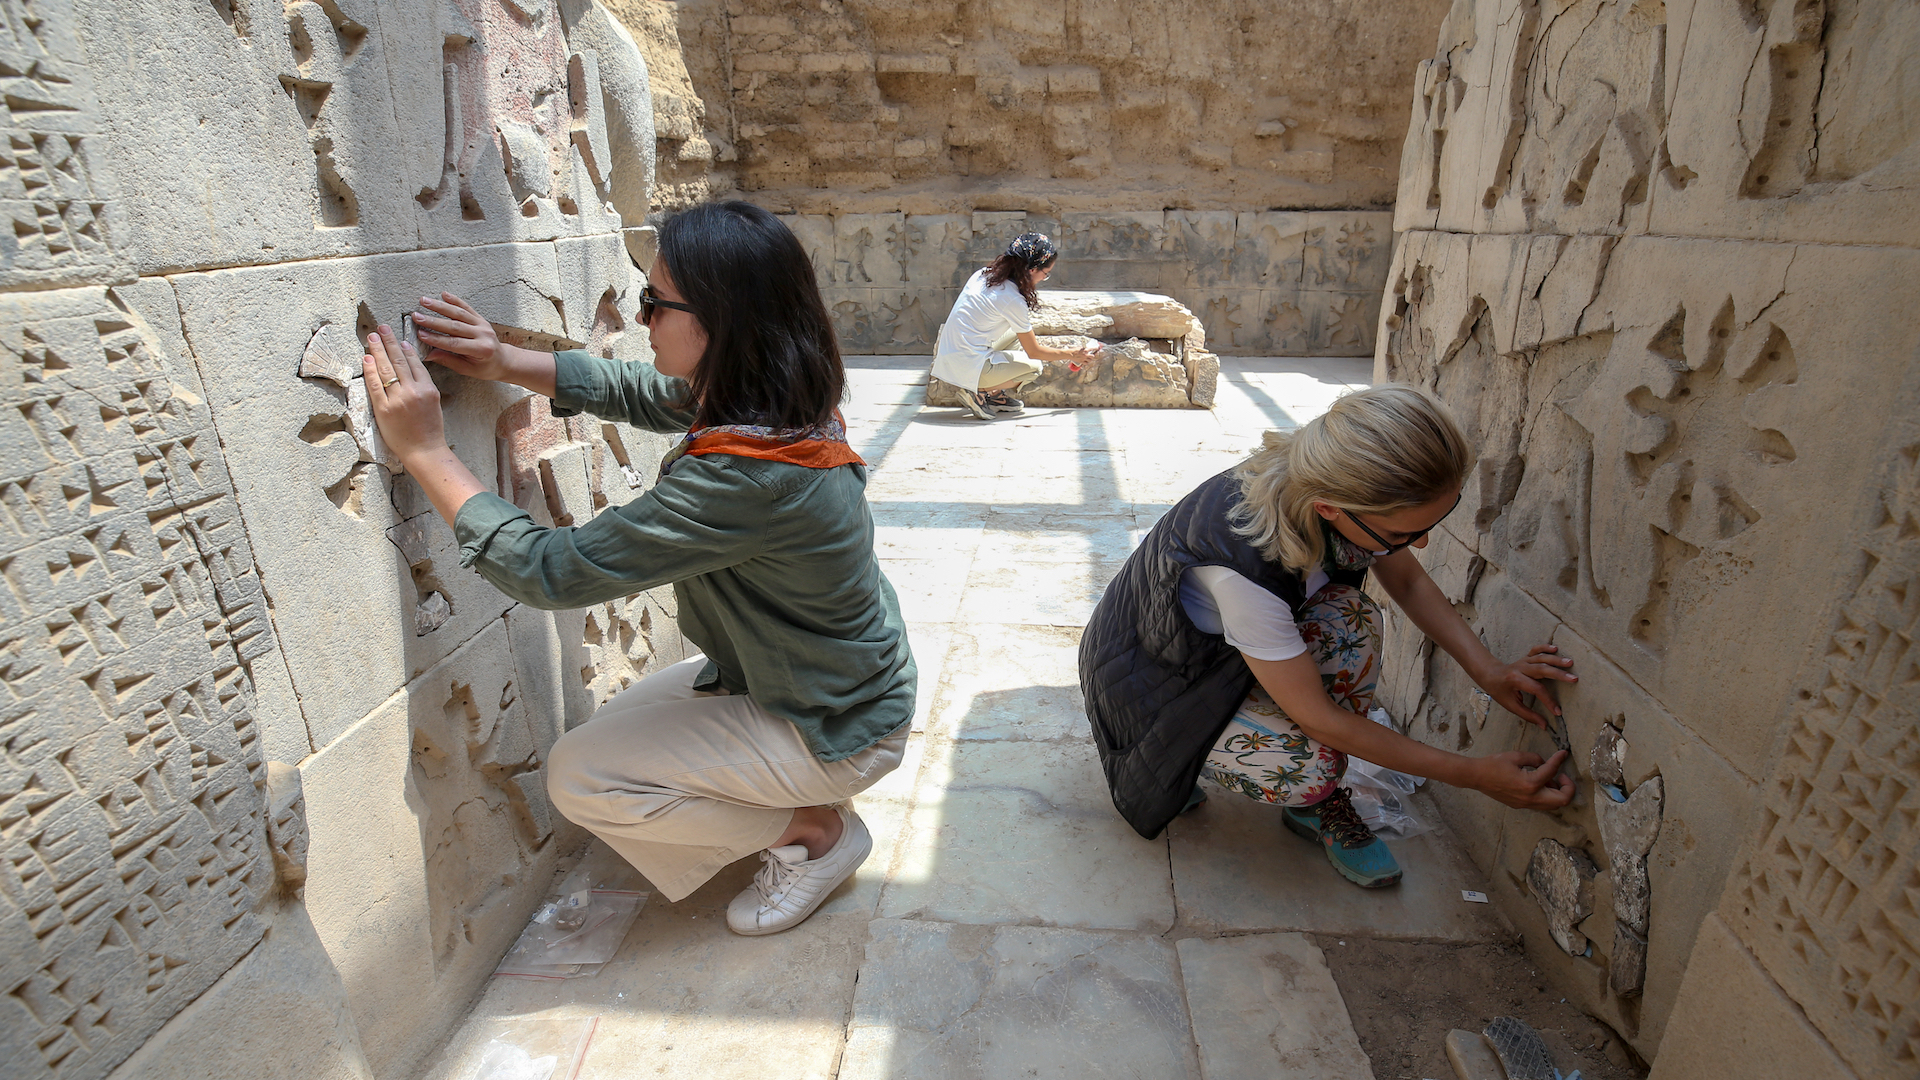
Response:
[0,0,125,288]
[789,209,1395,359]
[1382,0,1920,1064]
[0,287,276,1080]
[1721,418,1920,1077]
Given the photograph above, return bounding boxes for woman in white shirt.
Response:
[930,232,1099,419]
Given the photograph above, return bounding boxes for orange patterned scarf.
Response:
[658,409,864,477]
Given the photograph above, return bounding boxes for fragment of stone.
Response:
[345,376,406,473]
[415,591,452,636]
[498,120,554,200]
[1482,1016,1557,1080]
[1589,721,1627,788]
[265,760,310,898]
[1187,346,1220,408]
[1032,289,1199,339]
[1525,837,1597,956]
[1443,1028,1505,1080]
[1595,770,1663,997]
[300,323,364,387]
[386,516,433,569]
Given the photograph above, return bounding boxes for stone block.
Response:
[1165,210,1239,288]
[0,286,277,1080]
[879,739,1175,931]
[168,242,609,747]
[1059,211,1164,262]
[867,288,950,351]
[1169,787,1507,943]
[101,906,375,1080]
[1177,934,1374,1080]
[300,621,560,1079]
[1231,210,1310,288]
[0,7,128,290]
[841,921,1194,1079]
[1032,289,1199,340]
[77,0,623,277]
[899,213,972,286]
[833,212,907,286]
[1647,915,1854,1080]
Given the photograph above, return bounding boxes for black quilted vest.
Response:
[1078,468,1365,839]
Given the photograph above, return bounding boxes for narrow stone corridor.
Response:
[413,355,1587,1080]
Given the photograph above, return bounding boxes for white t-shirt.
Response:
[1177,565,1333,662]
[930,269,1034,388]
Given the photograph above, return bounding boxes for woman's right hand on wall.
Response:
[1469,748,1576,811]
[412,292,515,382]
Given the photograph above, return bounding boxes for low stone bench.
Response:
[924,290,1220,409]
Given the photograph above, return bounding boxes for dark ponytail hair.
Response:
[654,201,844,431]
[982,231,1057,310]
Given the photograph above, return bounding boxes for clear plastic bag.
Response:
[458,1017,598,1080]
[1345,707,1434,839]
[495,864,648,980]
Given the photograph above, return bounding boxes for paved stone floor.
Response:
[420,356,1510,1080]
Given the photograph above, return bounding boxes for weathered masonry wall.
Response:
[1,3,682,1080]
[1374,0,1918,1075]
[603,0,1448,356]
[778,208,1396,356]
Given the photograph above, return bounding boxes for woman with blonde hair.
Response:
[1079,385,1575,888]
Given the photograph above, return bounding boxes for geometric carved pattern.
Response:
[0,0,126,288]
[1726,434,1920,1077]
[0,288,274,1080]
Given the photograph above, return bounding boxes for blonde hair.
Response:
[1230,384,1474,573]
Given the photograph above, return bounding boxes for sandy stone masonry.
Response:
[606,0,1450,356]
[782,207,1398,357]
[0,2,690,1079]
[1375,0,1919,1075]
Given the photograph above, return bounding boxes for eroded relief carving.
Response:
[276,1,368,228]
[1560,306,1795,656]
[0,289,275,1080]
[1724,431,1920,1076]
[0,0,120,287]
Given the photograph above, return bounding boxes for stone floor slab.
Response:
[1177,933,1376,1080]
[840,920,1198,1080]
[924,623,1086,743]
[880,739,1174,931]
[957,547,1124,626]
[420,908,867,1080]
[1169,786,1507,942]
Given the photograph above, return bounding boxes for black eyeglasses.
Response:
[639,284,695,326]
[1341,492,1462,555]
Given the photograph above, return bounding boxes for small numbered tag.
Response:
[1461,890,1490,904]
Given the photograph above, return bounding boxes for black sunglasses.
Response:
[1341,492,1462,555]
[639,284,695,325]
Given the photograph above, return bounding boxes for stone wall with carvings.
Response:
[0,3,682,1080]
[599,0,1448,356]
[1375,0,1917,1074]
[780,207,1396,357]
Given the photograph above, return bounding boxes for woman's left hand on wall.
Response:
[363,324,448,465]
[1476,643,1577,729]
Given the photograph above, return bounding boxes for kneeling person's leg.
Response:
[545,685,900,906]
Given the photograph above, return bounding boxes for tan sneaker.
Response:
[725,805,871,935]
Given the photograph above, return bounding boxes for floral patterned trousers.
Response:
[1202,583,1381,808]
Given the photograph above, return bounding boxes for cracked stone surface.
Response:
[412,354,1533,1080]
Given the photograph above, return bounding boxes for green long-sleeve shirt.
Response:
[455,351,915,761]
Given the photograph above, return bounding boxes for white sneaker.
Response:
[726,805,871,936]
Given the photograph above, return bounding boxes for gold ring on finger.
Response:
[383,377,400,388]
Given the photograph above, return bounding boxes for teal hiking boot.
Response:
[1282,787,1403,888]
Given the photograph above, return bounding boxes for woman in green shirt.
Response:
[362,201,914,936]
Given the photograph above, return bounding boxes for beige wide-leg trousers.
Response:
[545,655,908,902]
